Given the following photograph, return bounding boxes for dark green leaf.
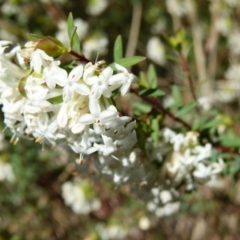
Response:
[140,88,165,97]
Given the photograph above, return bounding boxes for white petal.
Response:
[74,83,90,95]
[100,109,117,124]
[114,63,127,73]
[71,122,85,133]
[109,73,125,85]
[69,65,83,82]
[54,74,68,87]
[121,81,131,96]
[57,104,69,128]
[102,87,112,98]
[78,114,94,125]
[101,66,113,80]
[85,76,98,85]
[89,98,101,116]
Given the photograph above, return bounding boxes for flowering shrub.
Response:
[1,1,240,239]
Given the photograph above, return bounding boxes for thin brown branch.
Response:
[69,50,91,63]
[180,54,197,102]
[130,88,239,155]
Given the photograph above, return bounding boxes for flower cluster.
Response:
[0,40,137,161]
[61,178,101,214]
[74,127,224,217]
[0,35,225,217]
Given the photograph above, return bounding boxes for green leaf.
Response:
[139,72,149,88]
[169,86,183,109]
[177,102,198,117]
[112,56,146,68]
[37,36,67,58]
[140,88,165,97]
[168,28,186,50]
[133,102,152,116]
[201,117,221,130]
[147,64,158,88]
[151,117,160,144]
[113,35,123,61]
[220,132,240,148]
[60,60,76,71]
[67,13,81,53]
[229,159,240,175]
[48,95,63,104]
[27,33,44,40]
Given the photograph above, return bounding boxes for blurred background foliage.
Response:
[1,0,240,239]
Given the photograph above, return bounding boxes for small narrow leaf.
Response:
[151,117,160,144]
[113,35,123,61]
[177,102,198,117]
[67,13,81,53]
[112,56,146,68]
[169,86,183,109]
[219,130,240,148]
[133,102,152,116]
[139,72,149,88]
[147,64,158,88]
[140,88,165,97]
[27,33,44,41]
[201,117,221,130]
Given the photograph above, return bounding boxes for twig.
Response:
[185,0,209,96]
[125,2,142,58]
[69,50,91,63]
[206,0,220,82]
[130,88,239,155]
[180,54,197,102]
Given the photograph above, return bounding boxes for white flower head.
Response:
[30,49,54,74]
[109,64,137,96]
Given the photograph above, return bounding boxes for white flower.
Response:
[79,105,118,134]
[30,49,53,73]
[138,216,151,231]
[85,66,113,99]
[96,224,127,240]
[165,0,186,17]
[61,179,101,215]
[0,161,15,182]
[82,34,108,59]
[86,0,108,16]
[109,64,137,96]
[24,86,52,114]
[146,37,166,65]
[43,61,64,89]
[33,117,65,146]
[193,163,211,183]
[54,65,90,102]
